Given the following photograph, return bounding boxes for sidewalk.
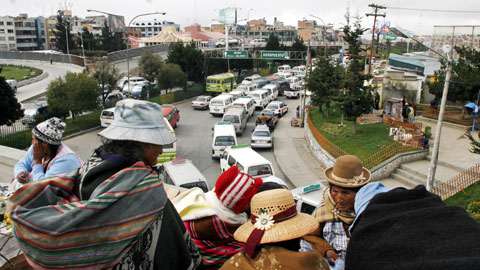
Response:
[273,115,480,189]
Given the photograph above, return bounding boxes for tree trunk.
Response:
[352,118,357,135]
[326,103,330,117]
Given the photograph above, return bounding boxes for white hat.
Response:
[33,117,66,145]
[98,99,176,146]
[263,175,288,188]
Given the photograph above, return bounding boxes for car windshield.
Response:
[223,115,239,123]
[215,136,236,146]
[211,100,223,106]
[248,164,273,177]
[266,104,278,110]
[262,112,274,118]
[196,97,206,102]
[250,94,260,100]
[253,131,270,137]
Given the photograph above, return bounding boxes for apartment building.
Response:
[129,19,180,38]
[0,16,16,51]
[247,18,297,44]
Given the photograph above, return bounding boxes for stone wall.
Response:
[305,118,335,168]
[369,150,428,180]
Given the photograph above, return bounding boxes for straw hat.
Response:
[234,189,318,245]
[324,155,371,188]
[98,99,176,146]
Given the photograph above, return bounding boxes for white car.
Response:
[291,183,325,215]
[251,125,273,149]
[250,39,267,47]
[191,95,212,110]
[100,107,115,128]
[158,158,209,192]
[266,101,288,117]
[6,79,18,92]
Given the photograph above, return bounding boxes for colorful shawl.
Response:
[8,161,167,270]
[314,187,356,224]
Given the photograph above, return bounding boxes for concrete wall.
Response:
[107,44,169,63]
[0,51,85,66]
[305,118,335,168]
[0,145,25,183]
[370,150,429,180]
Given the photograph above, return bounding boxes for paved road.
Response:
[0,59,84,102]
[64,95,303,188]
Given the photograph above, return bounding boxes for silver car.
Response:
[251,125,273,149]
[191,95,212,110]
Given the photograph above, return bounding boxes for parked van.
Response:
[228,90,244,100]
[157,118,177,163]
[220,145,275,179]
[100,107,115,128]
[261,84,279,101]
[212,121,237,159]
[292,65,306,74]
[274,72,293,81]
[252,78,269,89]
[284,84,302,99]
[278,65,291,73]
[236,83,257,95]
[161,104,180,129]
[117,76,146,90]
[287,76,301,86]
[232,97,255,118]
[159,158,209,192]
[209,94,234,116]
[241,74,262,85]
[249,90,270,109]
[222,107,248,135]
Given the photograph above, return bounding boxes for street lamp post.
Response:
[87,10,165,96]
[309,14,329,57]
[390,26,454,192]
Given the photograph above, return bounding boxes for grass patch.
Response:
[444,182,480,222]
[309,104,395,159]
[0,64,43,81]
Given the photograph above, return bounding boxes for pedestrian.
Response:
[220,189,329,270]
[313,155,371,270]
[296,105,300,118]
[408,103,415,122]
[172,166,263,269]
[259,113,269,125]
[345,183,480,270]
[49,56,53,65]
[430,97,438,110]
[8,99,201,269]
[374,92,380,110]
[402,102,410,122]
[11,117,83,191]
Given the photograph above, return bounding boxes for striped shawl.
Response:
[7,161,167,270]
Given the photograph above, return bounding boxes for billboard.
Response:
[376,21,390,34]
[108,15,126,33]
[218,8,236,24]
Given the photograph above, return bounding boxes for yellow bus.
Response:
[157,117,177,164]
[206,73,236,95]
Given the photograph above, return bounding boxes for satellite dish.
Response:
[442,44,452,54]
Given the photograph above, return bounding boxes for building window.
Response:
[0,29,4,33]
[7,22,12,25]
[0,37,5,41]
[7,29,13,33]
[0,22,3,25]
[8,37,14,40]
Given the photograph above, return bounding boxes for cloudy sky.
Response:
[3,0,480,35]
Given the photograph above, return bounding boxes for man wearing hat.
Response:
[313,155,371,270]
[172,166,263,269]
[221,189,329,269]
[13,117,83,189]
[8,100,201,269]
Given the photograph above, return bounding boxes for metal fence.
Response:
[433,163,480,200]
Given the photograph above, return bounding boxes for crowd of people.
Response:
[5,99,480,269]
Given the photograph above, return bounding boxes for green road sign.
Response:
[223,50,248,59]
[261,51,291,60]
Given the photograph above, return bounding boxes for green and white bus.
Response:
[206,73,236,95]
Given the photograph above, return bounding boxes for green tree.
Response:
[47,72,101,119]
[265,34,281,50]
[291,37,307,52]
[428,46,480,113]
[166,42,205,83]
[80,27,98,51]
[341,14,374,135]
[0,76,23,125]
[99,21,126,52]
[92,62,121,107]
[54,12,75,53]
[139,51,163,99]
[158,63,187,93]
[306,57,342,116]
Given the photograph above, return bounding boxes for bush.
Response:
[466,201,480,222]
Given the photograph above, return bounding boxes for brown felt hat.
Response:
[324,155,371,188]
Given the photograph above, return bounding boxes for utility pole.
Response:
[366,3,386,74]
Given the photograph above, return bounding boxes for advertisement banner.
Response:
[108,15,126,33]
[219,8,236,24]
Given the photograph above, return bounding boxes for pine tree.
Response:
[341,13,374,135]
[53,12,75,53]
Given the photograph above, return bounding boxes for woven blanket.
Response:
[8,161,167,270]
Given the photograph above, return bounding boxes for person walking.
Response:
[8,100,201,269]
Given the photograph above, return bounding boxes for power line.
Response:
[387,6,480,14]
